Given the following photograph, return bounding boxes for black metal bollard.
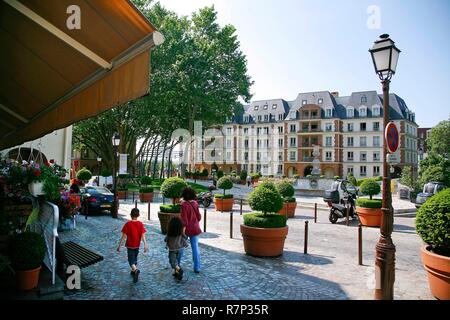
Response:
[314,203,317,223]
[204,207,207,232]
[148,201,151,221]
[240,199,243,216]
[346,202,350,226]
[125,190,128,201]
[230,210,233,239]
[358,223,363,265]
[135,200,138,209]
[304,221,309,254]
[132,190,135,202]
[85,200,88,220]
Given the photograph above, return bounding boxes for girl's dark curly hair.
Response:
[167,217,184,237]
[181,186,197,201]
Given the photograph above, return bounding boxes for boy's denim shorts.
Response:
[127,248,139,267]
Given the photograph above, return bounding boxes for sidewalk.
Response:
[59,198,432,300]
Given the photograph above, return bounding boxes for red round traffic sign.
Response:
[385,122,399,153]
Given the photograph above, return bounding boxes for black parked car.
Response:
[415,182,445,209]
[80,186,115,214]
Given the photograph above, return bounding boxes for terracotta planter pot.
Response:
[214,197,234,212]
[16,266,41,291]
[421,245,450,300]
[158,212,181,235]
[278,202,297,218]
[241,224,289,257]
[139,192,154,202]
[356,206,382,227]
[117,190,128,200]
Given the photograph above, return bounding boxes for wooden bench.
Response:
[61,241,104,269]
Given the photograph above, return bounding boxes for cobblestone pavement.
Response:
[60,197,432,300]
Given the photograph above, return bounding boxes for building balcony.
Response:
[298,128,323,133]
[302,156,314,162]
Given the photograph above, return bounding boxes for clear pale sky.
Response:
[157,0,450,128]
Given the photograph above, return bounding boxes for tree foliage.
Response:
[248,184,283,215]
[73,1,253,178]
[359,179,380,200]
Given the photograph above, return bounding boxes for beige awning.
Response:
[0,0,162,149]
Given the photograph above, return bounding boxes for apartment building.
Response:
[189,90,418,179]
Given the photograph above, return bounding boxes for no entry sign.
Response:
[385,122,399,153]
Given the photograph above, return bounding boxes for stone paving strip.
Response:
[61,199,433,300]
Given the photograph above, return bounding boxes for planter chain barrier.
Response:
[203,207,207,232]
[358,223,363,265]
[230,210,233,239]
[314,203,317,223]
[304,221,309,254]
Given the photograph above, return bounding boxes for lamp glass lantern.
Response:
[97,156,102,162]
[369,34,401,80]
[112,133,120,147]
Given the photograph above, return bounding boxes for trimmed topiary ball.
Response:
[276,180,295,198]
[257,180,277,192]
[217,176,233,195]
[10,232,46,270]
[359,178,381,200]
[248,184,283,214]
[140,176,152,186]
[76,167,92,181]
[160,177,188,201]
[416,188,450,257]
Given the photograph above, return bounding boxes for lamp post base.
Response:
[374,234,396,300]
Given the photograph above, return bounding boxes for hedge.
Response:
[243,213,287,228]
[139,187,154,193]
[355,198,382,209]
[214,194,234,199]
[283,196,297,203]
[76,168,92,181]
[416,188,450,256]
[276,180,295,198]
[248,184,283,214]
[159,204,181,213]
[160,177,188,199]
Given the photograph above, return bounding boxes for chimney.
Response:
[331,92,339,98]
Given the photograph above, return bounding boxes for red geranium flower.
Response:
[49,159,55,164]
[45,162,50,167]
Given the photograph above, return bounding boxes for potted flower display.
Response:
[276,180,297,218]
[416,188,450,300]
[139,176,154,202]
[9,231,46,290]
[355,178,382,227]
[240,182,287,257]
[214,176,234,212]
[158,177,188,234]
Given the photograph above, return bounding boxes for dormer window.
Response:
[302,100,307,105]
[264,114,269,122]
[243,115,249,123]
[290,111,296,119]
[318,98,323,104]
[347,108,354,118]
[325,108,332,118]
[372,106,380,116]
[361,96,367,104]
[272,104,277,109]
[254,105,259,111]
[257,115,262,122]
[263,105,268,110]
[278,114,284,121]
[359,107,367,117]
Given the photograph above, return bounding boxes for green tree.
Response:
[74,1,253,179]
[426,120,450,159]
[359,179,381,200]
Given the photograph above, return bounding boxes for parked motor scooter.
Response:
[197,192,213,208]
[323,179,359,223]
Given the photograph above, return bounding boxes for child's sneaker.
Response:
[133,269,140,283]
[175,268,183,281]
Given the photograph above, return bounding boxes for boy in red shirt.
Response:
[117,208,148,283]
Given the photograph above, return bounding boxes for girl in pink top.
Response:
[180,187,202,273]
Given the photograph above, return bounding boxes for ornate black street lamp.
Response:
[112,133,120,219]
[369,34,401,300]
[97,156,102,186]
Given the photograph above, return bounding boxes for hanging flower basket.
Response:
[28,181,45,196]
